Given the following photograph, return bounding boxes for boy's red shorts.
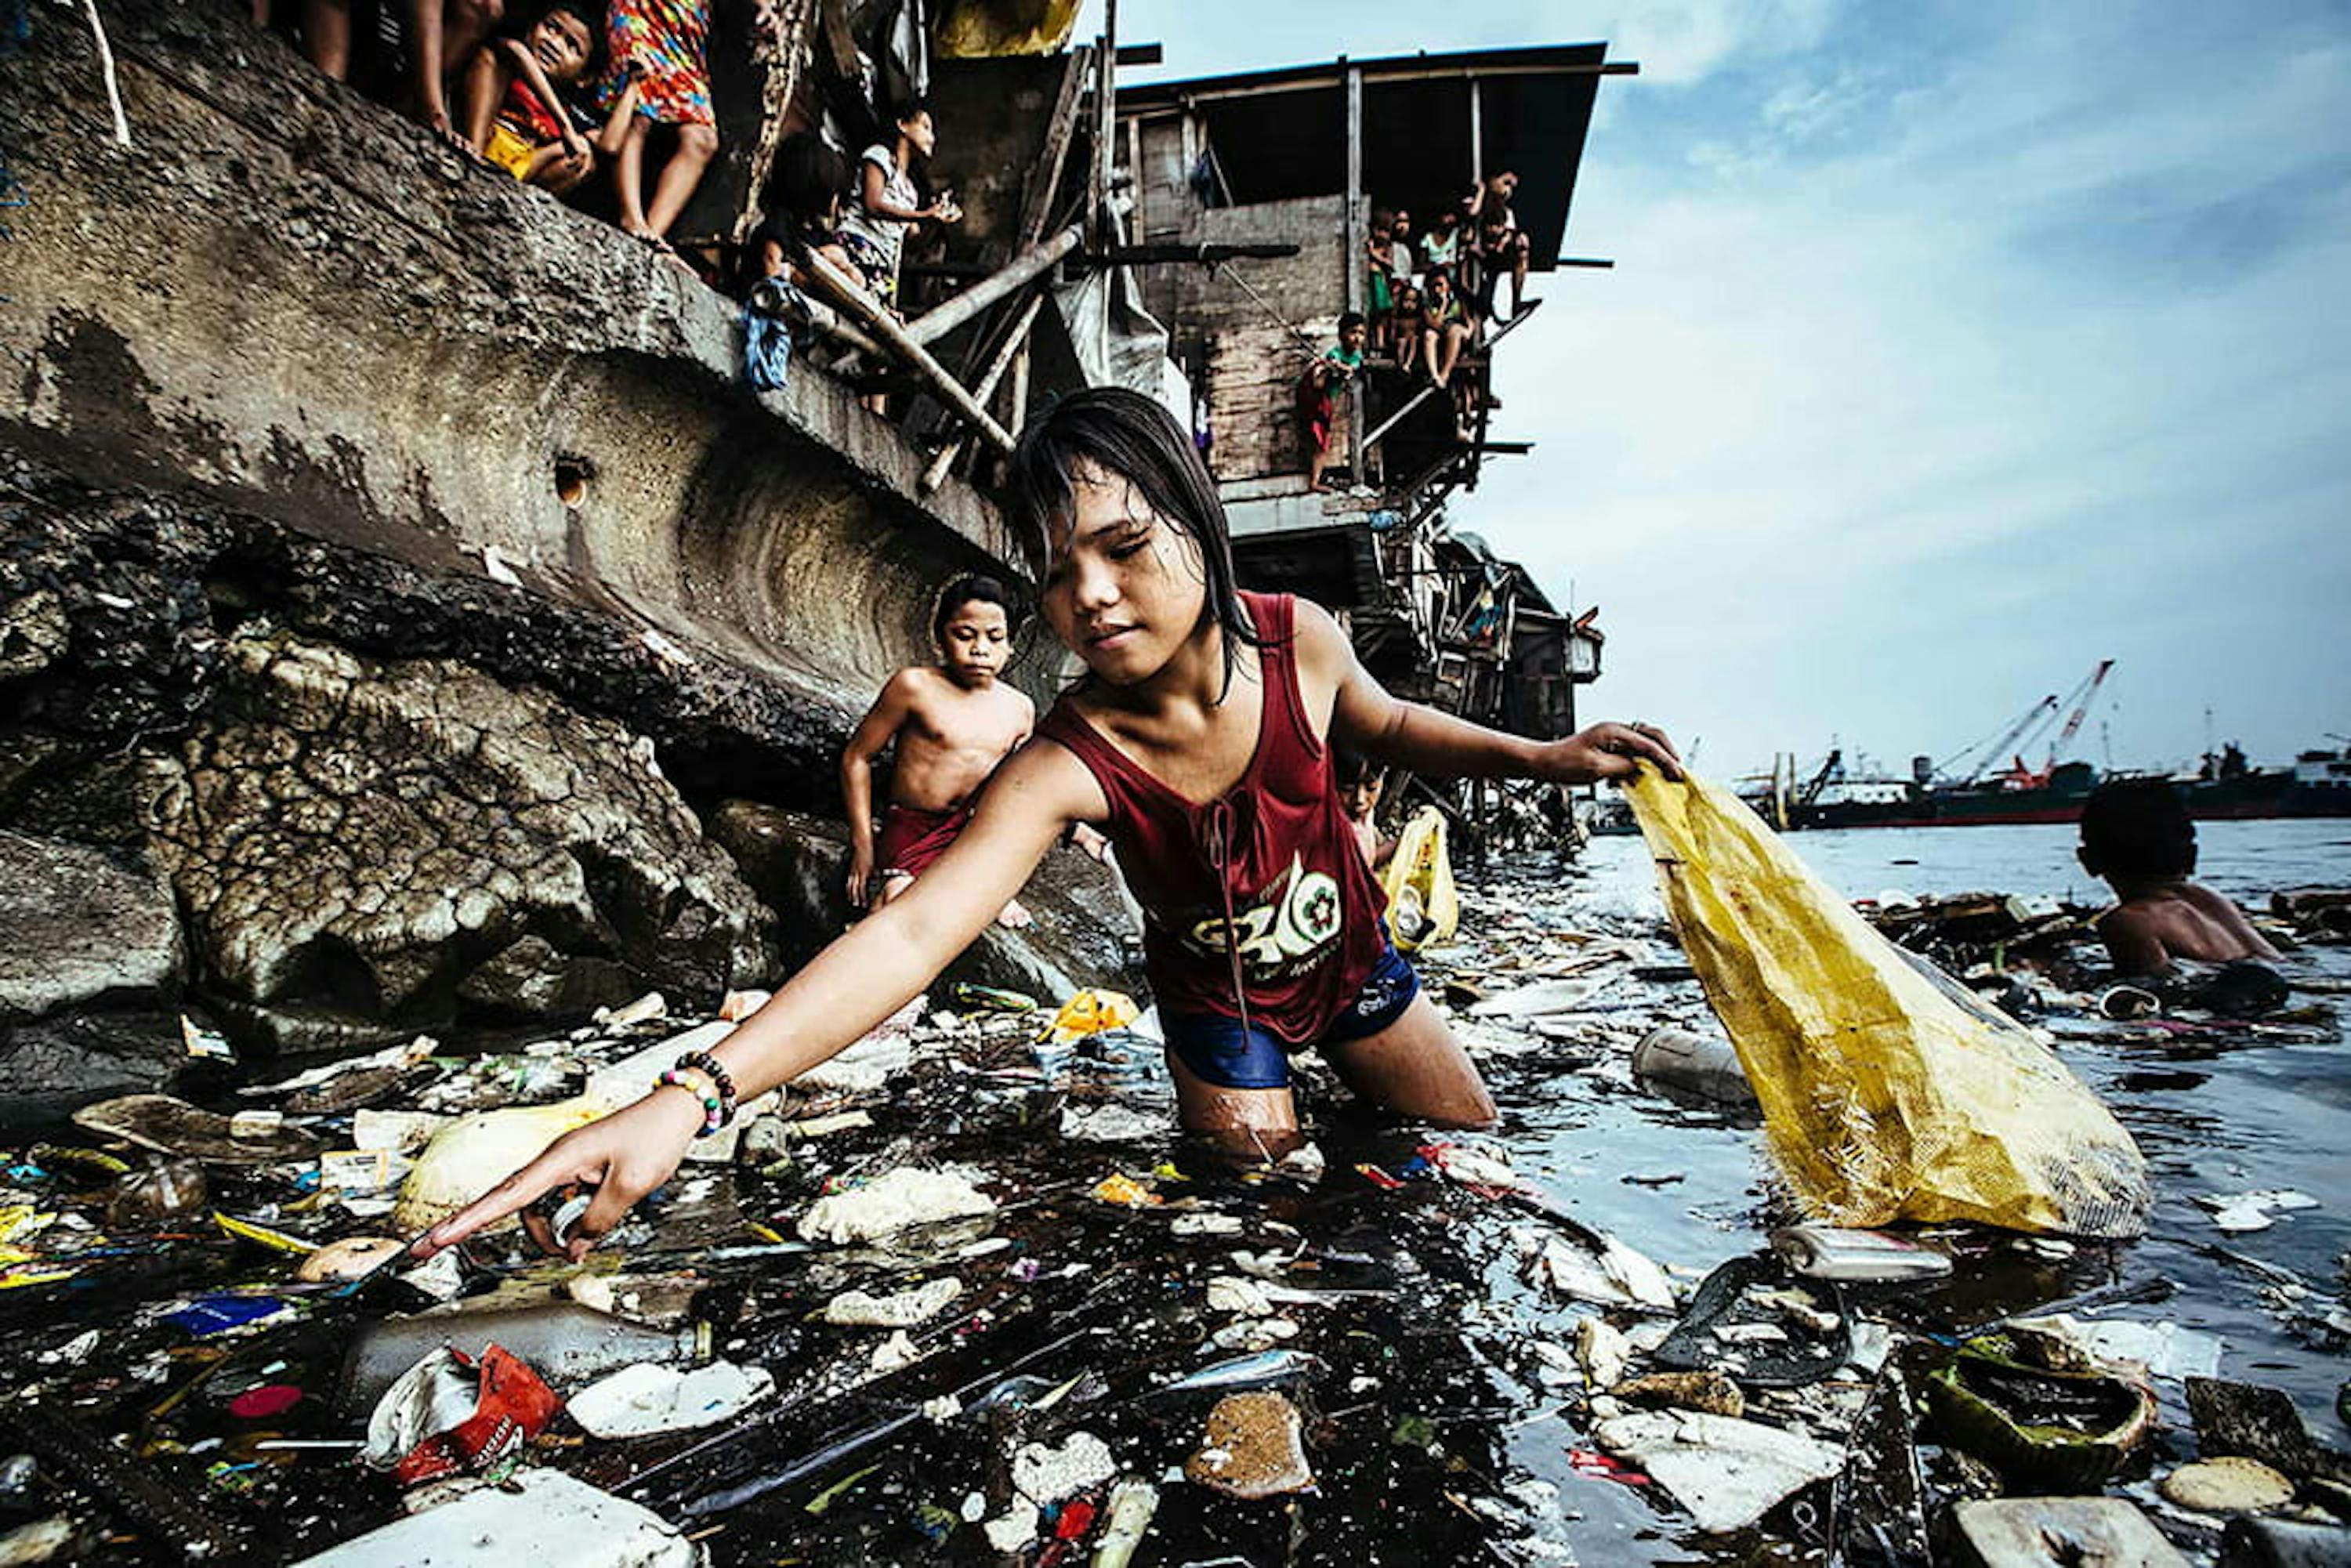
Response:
[875,802,974,880]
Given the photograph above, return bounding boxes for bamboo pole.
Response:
[799,250,1016,452]
[903,225,1081,347]
[921,291,1045,492]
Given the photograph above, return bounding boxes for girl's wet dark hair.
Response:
[1005,386,1263,697]
[933,574,1015,638]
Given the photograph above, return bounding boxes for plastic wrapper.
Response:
[1380,806,1458,953]
[1623,770,2150,1237]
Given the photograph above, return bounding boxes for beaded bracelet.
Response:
[654,1067,726,1136]
[674,1050,740,1127]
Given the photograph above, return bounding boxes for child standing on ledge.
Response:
[841,575,1043,929]
[418,389,1679,1261]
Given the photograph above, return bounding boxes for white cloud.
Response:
[1473,2,2351,777]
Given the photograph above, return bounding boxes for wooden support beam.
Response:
[1345,62,1367,489]
[1120,60,1639,112]
[922,292,1045,492]
[1018,46,1092,246]
[1086,242,1300,265]
[904,225,1082,347]
[800,250,1016,453]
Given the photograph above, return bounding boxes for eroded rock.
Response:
[150,629,776,1048]
[0,829,182,1018]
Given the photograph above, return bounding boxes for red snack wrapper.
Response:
[391,1345,564,1487]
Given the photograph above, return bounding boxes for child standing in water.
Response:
[841,575,1040,929]
[2078,779,2281,974]
[418,388,1678,1260]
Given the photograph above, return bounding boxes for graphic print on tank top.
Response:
[1179,854,1343,982]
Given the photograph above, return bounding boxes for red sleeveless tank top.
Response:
[1036,592,1390,1045]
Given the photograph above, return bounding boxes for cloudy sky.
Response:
[1112,2,2350,780]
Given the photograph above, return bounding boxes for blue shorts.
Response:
[1162,942,1422,1091]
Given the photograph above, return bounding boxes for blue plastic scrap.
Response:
[165,1296,284,1336]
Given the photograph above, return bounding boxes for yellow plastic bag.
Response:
[1043,988,1139,1045]
[1381,806,1459,953]
[1624,770,2150,1238]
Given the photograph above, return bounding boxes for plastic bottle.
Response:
[1769,1226,1953,1282]
[336,1303,712,1411]
[1629,1026,1756,1107]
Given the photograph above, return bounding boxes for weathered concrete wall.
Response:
[1,0,1030,726]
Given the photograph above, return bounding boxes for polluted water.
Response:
[0,819,2342,1564]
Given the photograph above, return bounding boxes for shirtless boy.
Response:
[2078,778,2281,974]
[842,576,1039,927]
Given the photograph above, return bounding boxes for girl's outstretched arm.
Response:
[417,741,1103,1259]
[1302,599,1682,784]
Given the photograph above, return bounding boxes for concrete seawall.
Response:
[2,0,1032,726]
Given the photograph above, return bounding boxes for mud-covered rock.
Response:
[0,828,183,1018]
[0,1009,188,1125]
[149,628,777,1048]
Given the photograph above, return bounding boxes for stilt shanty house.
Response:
[1108,47,1627,848]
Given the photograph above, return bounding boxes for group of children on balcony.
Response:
[259,0,747,260]
[1303,172,1537,486]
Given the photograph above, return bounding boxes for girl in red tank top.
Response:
[417,389,1681,1259]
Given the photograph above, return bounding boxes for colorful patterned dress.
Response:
[600,0,712,127]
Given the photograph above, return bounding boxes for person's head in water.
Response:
[932,574,1015,687]
[1333,747,1382,824]
[2078,779,2196,887]
[1006,387,1262,696]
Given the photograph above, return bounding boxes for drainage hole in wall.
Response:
[553,454,595,509]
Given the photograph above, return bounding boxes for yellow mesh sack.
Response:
[1624,770,2150,1238]
[1381,806,1459,953]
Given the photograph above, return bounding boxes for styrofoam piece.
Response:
[292,1467,699,1566]
[567,1360,774,1439]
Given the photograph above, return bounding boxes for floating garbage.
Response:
[337,1302,710,1410]
[1160,1349,1320,1396]
[2159,1456,2296,1513]
[567,1358,775,1439]
[817,1276,964,1327]
[1770,1224,1952,1281]
[1092,1478,1161,1568]
[360,1344,563,1487]
[1654,1255,1849,1387]
[1042,988,1140,1043]
[394,1024,735,1233]
[1630,1025,1756,1108]
[1623,768,2151,1237]
[795,1166,996,1244]
[1926,1326,2157,1490]
[1186,1392,1315,1498]
[1469,976,1614,1020]
[2200,1189,2320,1233]
[72,1094,321,1165]
[295,1235,404,1283]
[1943,1497,2191,1568]
[1594,1409,1842,1533]
[1518,1226,1677,1313]
[292,1467,698,1566]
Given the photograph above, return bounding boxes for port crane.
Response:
[1936,660,2114,788]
